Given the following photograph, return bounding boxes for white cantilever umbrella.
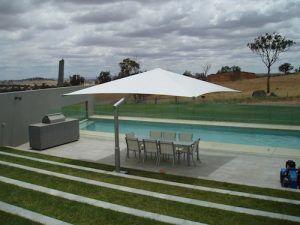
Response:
[66,68,237,97]
[66,68,239,172]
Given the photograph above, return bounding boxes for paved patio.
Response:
[17,133,300,190]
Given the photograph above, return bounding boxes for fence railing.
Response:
[93,102,300,125]
[61,101,300,125]
[61,102,87,120]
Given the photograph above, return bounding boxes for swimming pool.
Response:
[80,119,300,150]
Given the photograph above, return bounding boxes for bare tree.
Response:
[247,32,295,93]
[202,63,212,76]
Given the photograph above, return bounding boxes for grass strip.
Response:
[1,165,299,225]
[0,154,299,217]
[1,147,299,201]
[0,182,165,225]
[0,210,41,225]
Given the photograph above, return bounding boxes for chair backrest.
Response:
[179,133,193,142]
[159,141,175,155]
[125,132,135,138]
[149,131,162,139]
[143,139,158,153]
[162,131,176,141]
[192,138,200,152]
[125,137,140,151]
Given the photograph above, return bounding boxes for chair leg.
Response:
[197,150,201,163]
[187,151,191,166]
[191,152,196,166]
[177,152,180,163]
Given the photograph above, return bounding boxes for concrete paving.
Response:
[2,160,300,223]
[0,176,206,225]
[17,134,300,189]
[0,201,71,225]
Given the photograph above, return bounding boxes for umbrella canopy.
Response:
[65,68,238,97]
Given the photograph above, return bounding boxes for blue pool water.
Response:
[81,119,300,150]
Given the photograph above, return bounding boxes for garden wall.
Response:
[0,86,94,147]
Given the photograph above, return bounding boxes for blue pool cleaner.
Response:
[288,168,298,189]
[280,160,298,189]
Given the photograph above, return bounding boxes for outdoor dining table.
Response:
[136,136,199,166]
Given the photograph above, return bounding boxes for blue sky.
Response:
[0,0,299,80]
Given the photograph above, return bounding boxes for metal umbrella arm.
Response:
[113,97,126,173]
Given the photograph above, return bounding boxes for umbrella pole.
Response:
[113,98,126,173]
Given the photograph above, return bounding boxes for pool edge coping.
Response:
[89,115,300,131]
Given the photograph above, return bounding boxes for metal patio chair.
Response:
[162,131,176,141]
[125,132,135,139]
[125,137,142,159]
[158,141,176,166]
[149,131,162,139]
[178,133,193,142]
[143,139,159,165]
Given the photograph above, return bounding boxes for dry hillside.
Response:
[204,73,300,103]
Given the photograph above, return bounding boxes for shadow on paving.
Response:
[93,148,235,177]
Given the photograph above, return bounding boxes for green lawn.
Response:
[0,211,41,225]
[0,183,163,225]
[1,147,299,200]
[1,155,299,217]
[63,102,300,125]
[0,147,300,225]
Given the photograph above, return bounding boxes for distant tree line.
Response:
[217,65,241,73]
[96,58,141,84]
[182,64,243,80]
[182,70,208,81]
[68,75,85,86]
[181,63,212,81]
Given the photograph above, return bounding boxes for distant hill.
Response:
[20,77,56,81]
[207,71,256,82]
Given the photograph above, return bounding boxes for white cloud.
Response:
[0,0,299,79]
